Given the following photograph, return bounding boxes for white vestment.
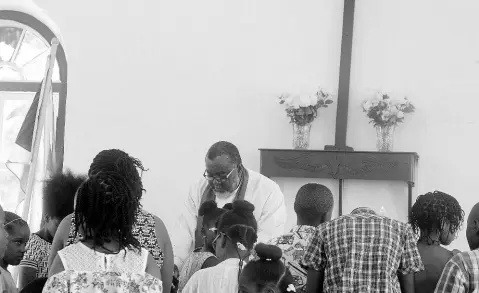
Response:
[173,168,287,269]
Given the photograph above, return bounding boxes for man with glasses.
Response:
[173,141,287,270]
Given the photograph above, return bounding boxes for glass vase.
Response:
[292,123,312,149]
[375,124,396,152]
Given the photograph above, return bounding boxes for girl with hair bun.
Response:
[239,243,296,293]
[182,200,258,293]
[178,201,228,291]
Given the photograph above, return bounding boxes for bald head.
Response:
[206,141,242,166]
[469,203,479,222]
[466,203,479,250]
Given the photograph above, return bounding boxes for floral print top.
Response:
[267,225,316,293]
[42,271,162,293]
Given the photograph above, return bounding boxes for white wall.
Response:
[33,0,479,251]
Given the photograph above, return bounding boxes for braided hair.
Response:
[240,243,296,293]
[410,190,464,242]
[88,149,147,200]
[4,212,28,235]
[74,171,141,252]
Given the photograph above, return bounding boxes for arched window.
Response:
[0,10,67,223]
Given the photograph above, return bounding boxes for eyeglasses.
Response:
[203,167,236,182]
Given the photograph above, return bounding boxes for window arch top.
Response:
[0,20,60,82]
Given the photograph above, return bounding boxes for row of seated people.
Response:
[0,145,476,292]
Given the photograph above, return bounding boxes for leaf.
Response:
[318,100,325,105]
[325,100,333,104]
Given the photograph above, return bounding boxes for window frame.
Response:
[0,10,67,172]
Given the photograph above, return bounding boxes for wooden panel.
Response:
[260,149,418,182]
[0,82,62,92]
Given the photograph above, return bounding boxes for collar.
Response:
[351,207,377,215]
[221,258,244,267]
[291,225,315,232]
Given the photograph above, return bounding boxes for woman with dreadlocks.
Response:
[409,190,464,293]
[45,171,163,292]
[48,149,173,292]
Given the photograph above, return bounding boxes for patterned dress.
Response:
[42,271,163,293]
[267,225,316,293]
[19,233,51,278]
[66,209,164,268]
[178,251,215,292]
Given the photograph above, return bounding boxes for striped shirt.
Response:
[434,249,479,293]
[302,207,424,293]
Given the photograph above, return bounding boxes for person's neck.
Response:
[297,218,323,227]
[37,228,53,242]
[223,250,249,262]
[418,232,441,246]
[0,259,8,270]
[81,238,121,253]
[201,244,214,254]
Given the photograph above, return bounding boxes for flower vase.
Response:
[375,124,396,152]
[292,123,312,149]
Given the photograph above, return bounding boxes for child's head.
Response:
[43,170,86,238]
[74,171,141,251]
[0,205,8,259]
[199,200,227,250]
[214,200,257,262]
[3,211,30,266]
[239,243,295,293]
[294,183,334,226]
[410,190,464,245]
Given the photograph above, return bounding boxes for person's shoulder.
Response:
[190,176,209,190]
[450,250,479,266]
[246,168,282,192]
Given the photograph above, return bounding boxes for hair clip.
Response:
[266,258,272,261]
[209,227,217,232]
[237,242,247,251]
[287,284,296,292]
[4,218,22,226]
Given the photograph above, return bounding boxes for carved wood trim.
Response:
[260,149,418,182]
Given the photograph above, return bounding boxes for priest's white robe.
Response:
[173,168,287,269]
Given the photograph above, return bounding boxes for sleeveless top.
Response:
[66,209,164,268]
[58,242,148,273]
[178,251,215,292]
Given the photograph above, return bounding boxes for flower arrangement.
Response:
[361,92,415,127]
[278,88,334,126]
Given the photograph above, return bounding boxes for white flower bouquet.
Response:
[361,92,415,127]
[278,88,334,126]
